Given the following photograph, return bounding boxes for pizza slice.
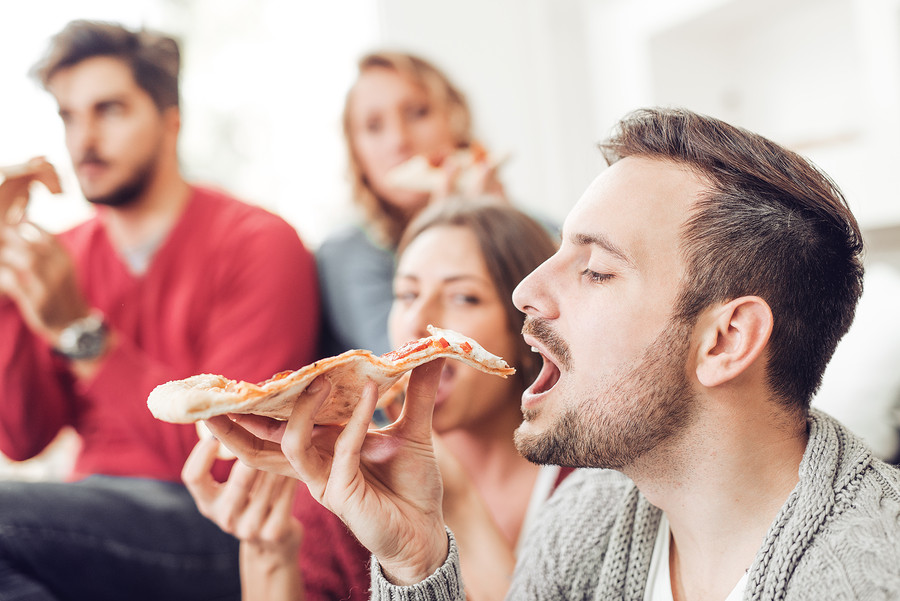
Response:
[147,325,515,426]
[384,142,509,195]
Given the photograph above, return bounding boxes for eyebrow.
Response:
[570,232,635,267]
[394,273,492,286]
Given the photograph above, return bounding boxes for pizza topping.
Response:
[460,341,472,353]
[469,140,487,164]
[381,339,431,362]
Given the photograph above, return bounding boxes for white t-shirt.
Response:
[644,514,748,601]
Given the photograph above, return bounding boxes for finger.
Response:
[329,380,379,491]
[260,478,302,546]
[228,413,288,444]
[280,378,333,484]
[216,461,260,532]
[204,415,296,477]
[181,437,223,509]
[233,469,281,541]
[397,358,445,434]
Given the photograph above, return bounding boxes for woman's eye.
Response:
[394,291,417,303]
[581,269,612,284]
[365,117,383,133]
[405,104,430,121]
[450,294,480,305]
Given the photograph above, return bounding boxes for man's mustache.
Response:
[522,317,572,371]
[76,149,109,168]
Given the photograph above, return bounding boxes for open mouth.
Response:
[529,348,561,395]
[434,363,457,407]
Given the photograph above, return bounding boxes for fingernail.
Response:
[307,377,322,393]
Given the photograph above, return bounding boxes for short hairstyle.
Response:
[343,51,473,247]
[600,107,865,410]
[31,20,180,111]
[397,200,559,393]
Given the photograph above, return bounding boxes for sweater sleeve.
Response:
[0,299,74,460]
[370,529,466,601]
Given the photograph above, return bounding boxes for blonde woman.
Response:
[316,51,505,356]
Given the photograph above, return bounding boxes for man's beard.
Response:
[514,317,696,470]
[81,150,157,208]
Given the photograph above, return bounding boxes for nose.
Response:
[390,291,441,348]
[384,114,412,156]
[407,294,440,340]
[512,254,559,320]
[65,115,98,161]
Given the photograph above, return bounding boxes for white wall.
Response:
[375,0,605,224]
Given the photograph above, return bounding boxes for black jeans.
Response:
[0,476,240,601]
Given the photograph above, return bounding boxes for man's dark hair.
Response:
[30,20,180,111]
[600,107,865,411]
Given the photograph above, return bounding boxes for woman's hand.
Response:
[205,360,451,586]
[182,436,304,601]
[430,143,507,203]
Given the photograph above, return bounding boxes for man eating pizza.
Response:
[208,107,900,600]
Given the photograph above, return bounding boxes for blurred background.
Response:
[2,0,900,475]
[5,0,898,249]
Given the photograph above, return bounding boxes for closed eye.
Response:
[581,268,612,284]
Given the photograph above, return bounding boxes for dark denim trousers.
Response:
[0,476,240,601]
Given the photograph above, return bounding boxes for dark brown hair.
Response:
[31,20,180,112]
[600,107,865,410]
[343,51,473,247]
[398,200,559,392]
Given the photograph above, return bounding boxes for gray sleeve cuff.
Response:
[370,527,465,601]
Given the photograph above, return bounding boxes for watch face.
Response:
[57,315,108,360]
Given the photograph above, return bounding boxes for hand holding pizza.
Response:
[0,157,62,225]
[205,360,451,586]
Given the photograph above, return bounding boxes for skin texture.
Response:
[511,157,699,470]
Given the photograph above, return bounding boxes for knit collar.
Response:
[594,410,873,601]
[744,409,873,601]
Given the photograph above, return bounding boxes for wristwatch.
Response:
[54,312,109,361]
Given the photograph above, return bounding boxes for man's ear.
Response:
[694,296,773,388]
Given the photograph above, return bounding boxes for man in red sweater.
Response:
[0,20,319,600]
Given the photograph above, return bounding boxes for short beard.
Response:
[84,154,157,208]
[514,318,696,470]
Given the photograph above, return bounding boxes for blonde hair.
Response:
[342,51,473,247]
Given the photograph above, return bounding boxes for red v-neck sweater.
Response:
[0,186,319,482]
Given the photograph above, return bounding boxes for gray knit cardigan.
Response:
[372,410,900,600]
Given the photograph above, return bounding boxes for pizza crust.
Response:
[147,326,515,425]
[384,146,509,195]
